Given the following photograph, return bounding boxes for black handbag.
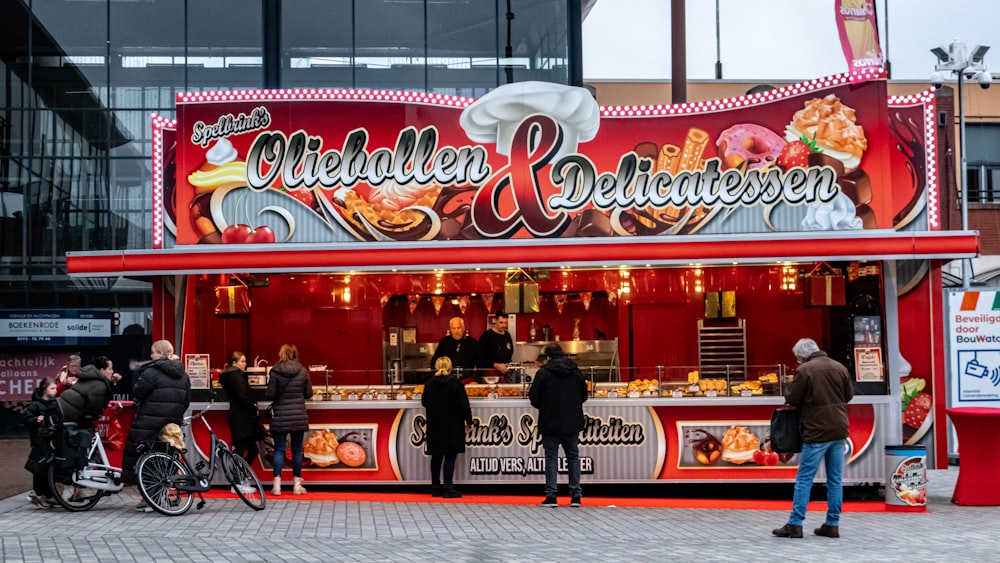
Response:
[770,407,802,453]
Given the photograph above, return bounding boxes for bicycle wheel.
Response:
[219,447,266,510]
[136,451,194,516]
[47,464,101,512]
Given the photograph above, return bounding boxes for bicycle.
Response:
[135,403,266,515]
[46,422,124,512]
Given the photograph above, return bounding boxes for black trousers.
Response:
[430,454,457,488]
[233,436,260,463]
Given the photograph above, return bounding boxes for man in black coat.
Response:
[431,317,485,383]
[528,342,588,508]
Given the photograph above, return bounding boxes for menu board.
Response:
[185,354,210,389]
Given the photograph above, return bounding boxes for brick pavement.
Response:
[0,469,997,562]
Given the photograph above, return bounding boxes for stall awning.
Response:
[67,230,979,277]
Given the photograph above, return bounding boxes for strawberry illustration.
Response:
[278,186,316,209]
[776,135,821,171]
[902,392,932,428]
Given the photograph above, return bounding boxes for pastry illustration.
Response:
[187,138,247,195]
[333,181,442,240]
[784,94,868,171]
[720,425,760,464]
[302,428,370,468]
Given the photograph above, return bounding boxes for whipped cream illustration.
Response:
[206,138,238,166]
[368,181,437,211]
[460,81,600,161]
[801,193,863,231]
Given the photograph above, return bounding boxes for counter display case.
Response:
[185,394,891,486]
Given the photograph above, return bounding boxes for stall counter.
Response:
[186,396,892,485]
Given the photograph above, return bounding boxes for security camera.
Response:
[977,70,992,89]
[930,71,946,88]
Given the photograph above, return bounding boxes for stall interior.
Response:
[188,262,887,398]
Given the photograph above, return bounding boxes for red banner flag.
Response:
[834,0,883,78]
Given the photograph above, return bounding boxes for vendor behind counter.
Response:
[431,317,487,383]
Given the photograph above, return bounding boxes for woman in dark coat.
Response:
[219,351,262,463]
[266,344,312,496]
[121,340,191,510]
[420,356,472,498]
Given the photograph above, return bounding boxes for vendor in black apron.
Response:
[479,312,514,382]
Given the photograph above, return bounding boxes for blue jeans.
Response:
[789,439,847,526]
[272,431,305,478]
[542,433,581,497]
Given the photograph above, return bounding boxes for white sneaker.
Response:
[230,484,256,495]
[27,492,49,508]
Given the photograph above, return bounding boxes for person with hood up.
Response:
[528,342,588,508]
[121,340,191,511]
[219,351,263,463]
[266,344,312,496]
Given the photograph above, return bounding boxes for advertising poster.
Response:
[195,401,883,484]
[162,73,908,249]
[0,309,111,346]
[0,353,75,401]
[854,347,884,382]
[948,291,1000,405]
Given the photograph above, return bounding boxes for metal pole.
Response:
[714,0,722,79]
[958,68,970,289]
[671,0,686,104]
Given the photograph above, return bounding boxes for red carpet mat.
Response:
[205,489,900,512]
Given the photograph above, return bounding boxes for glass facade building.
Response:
[0,0,583,312]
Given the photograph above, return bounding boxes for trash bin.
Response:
[885,445,927,512]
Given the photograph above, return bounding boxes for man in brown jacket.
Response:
[772,338,854,539]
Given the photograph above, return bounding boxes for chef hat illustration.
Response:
[460,81,600,162]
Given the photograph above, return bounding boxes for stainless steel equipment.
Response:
[384,326,437,384]
[514,339,619,381]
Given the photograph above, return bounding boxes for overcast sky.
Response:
[583,0,999,82]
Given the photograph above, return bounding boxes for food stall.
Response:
[67,70,975,489]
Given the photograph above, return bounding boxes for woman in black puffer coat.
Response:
[121,340,191,491]
[266,344,312,496]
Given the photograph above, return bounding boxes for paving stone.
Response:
[0,470,994,562]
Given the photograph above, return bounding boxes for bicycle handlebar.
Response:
[182,395,215,424]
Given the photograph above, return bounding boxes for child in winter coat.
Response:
[24,377,59,507]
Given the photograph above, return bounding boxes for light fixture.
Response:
[930,39,991,289]
[781,266,798,291]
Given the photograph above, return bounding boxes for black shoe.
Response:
[814,524,840,538]
[442,488,462,499]
[772,523,803,538]
[570,495,581,507]
[541,496,558,507]
[431,486,443,497]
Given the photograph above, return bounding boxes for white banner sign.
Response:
[0,309,111,346]
[948,290,1000,405]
